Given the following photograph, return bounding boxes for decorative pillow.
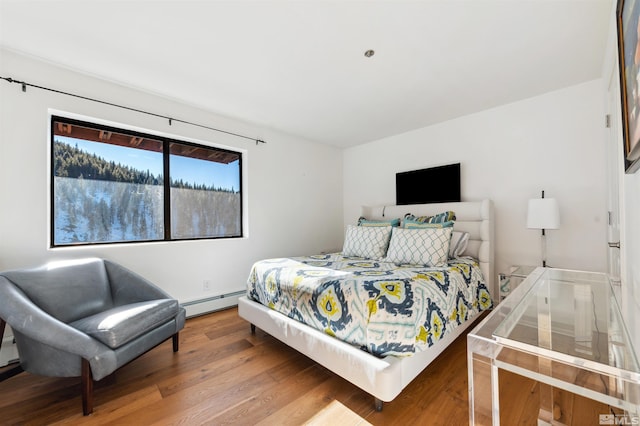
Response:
[358,217,401,227]
[449,231,470,258]
[403,219,455,229]
[385,227,452,267]
[404,210,456,224]
[342,225,392,259]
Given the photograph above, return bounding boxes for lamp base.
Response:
[541,231,547,268]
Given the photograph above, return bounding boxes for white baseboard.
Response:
[182,291,244,318]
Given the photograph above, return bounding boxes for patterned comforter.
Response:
[246,253,492,357]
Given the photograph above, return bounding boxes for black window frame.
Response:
[50,115,243,247]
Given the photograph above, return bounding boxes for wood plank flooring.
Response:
[0,308,612,425]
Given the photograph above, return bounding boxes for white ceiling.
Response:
[0,0,613,148]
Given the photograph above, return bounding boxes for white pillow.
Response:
[342,225,392,259]
[449,231,470,258]
[385,227,452,267]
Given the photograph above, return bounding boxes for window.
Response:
[51,116,242,246]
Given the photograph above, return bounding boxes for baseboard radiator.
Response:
[0,332,19,368]
[182,290,245,318]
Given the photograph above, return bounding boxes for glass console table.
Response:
[468,267,640,425]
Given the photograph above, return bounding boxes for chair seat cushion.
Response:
[69,299,179,349]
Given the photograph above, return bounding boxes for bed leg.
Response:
[374,397,383,412]
[250,324,256,334]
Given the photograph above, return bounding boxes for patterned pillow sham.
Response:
[385,227,452,267]
[357,217,401,227]
[404,210,456,224]
[342,225,392,259]
[403,219,455,229]
[449,231,470,258]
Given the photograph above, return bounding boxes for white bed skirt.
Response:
[238,295,480,403]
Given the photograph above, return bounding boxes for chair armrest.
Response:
[104,260,175,305]
[0,277,113,363]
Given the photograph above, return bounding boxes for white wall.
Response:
[601,0,640,361]
[0,48,344,304]
[621,171,640,351]
[343,80,608,278]
[607,85,640,363]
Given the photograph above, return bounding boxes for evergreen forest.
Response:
[53,140,237,192]
[53,140,241,245]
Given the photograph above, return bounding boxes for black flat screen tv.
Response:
[396,163,461,205]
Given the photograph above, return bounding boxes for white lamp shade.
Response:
[527,198,560,229]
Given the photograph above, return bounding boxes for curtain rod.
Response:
[0,76,266,145]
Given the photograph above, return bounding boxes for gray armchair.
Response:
[0,258,186,415]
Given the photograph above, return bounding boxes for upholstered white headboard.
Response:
[360,199,496,301]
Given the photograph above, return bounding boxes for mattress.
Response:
[246,253,492,357]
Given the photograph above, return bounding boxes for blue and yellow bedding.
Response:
[247,253,492,357]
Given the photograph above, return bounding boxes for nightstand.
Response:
[498,265,537,301]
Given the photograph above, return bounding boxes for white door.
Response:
[607,69,622,282]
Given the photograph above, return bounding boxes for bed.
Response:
[238,200,495,410]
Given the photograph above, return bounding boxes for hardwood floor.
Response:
[0,308,611,425]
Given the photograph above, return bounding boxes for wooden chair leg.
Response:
[0,318,5,353]
[81,358,93,415]
[172,332,179,352]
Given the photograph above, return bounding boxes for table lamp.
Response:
[527,190,560,267]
